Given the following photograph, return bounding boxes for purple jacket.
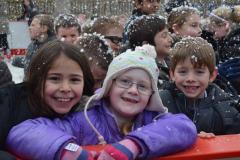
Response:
[7,99,197,160]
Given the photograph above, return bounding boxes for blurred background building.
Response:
[1,0,239,20]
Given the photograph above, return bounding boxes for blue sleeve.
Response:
[6,113,84,160]
[126,113,197,159]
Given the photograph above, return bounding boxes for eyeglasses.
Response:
[104,36,123,45]
[113,78,154,96]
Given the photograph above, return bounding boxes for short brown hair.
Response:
[167,6,200,33]
[54,13,81,34]
[83,16,123,35]
[25,40,94,117]
[170,37,216,74]
[75,34,113,71]
[134,0,161,6]
[34,14,55,36]
[128,15,166,49]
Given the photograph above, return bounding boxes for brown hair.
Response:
[232,5,240,23]
[167,6,200,33]
[54,13,81,34]
[75,34,113,71]
[33,14,55,36]
[128,15,167,49]
[83,16,123,35]
[170,37,216,74]
[134,0,161,7]
[25,40,94,117]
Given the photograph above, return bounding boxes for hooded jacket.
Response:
[160,83,240,135]
[7,99,197,160]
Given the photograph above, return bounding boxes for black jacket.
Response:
[0,83,34,150]
[217,26,240,63]
[0,62,14,88]
[159,83,240,135]
[156,60,170,90]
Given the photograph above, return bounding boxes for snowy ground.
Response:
[6,61,24,84]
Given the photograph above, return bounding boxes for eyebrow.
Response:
[120,75,150,84]
[48,73,83,77]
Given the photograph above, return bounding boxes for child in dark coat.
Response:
[159,37,240,136]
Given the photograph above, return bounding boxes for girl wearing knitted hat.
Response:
[7,45,197,160]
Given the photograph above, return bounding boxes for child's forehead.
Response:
[176,57,207,68]
[121,68,147,73]
[186,13,200,19]
[118,68,151,78]
[57,26,79,31]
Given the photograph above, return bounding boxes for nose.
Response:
[127,83,139,95]
[186,73,196,82]
[60,81,71,92]
[65,37,73,43]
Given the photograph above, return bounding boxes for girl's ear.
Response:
[209,68,218,83]
[169,69,175,81]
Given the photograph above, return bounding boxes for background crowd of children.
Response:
[1,0,240,159]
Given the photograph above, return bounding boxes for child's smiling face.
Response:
[108,68,152,119]
[170,57,217,99]
[44,54,84,114]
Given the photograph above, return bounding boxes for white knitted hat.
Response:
[91,44,167,113]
